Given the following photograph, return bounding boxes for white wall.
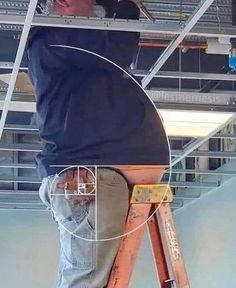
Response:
[0,210,59,288]
[130,230,161,288]
[0,209,160,288]
[174,161,236,288]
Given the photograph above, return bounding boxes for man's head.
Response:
[37,0,94,16]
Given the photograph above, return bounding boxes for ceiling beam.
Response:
[4,124,38,131]
[0,163,36,168]
[167,169,236,175]
[0,205,46,211]
[2,63,236,82]
[0,176,40,183]
[171,150,236,158]
[0,100,36,112]
[0,61,28,70]
[0,143,41,152]
[0,190,39,195]
[133,70,236,82]
[0,13,236,38]
[162,181,219,188]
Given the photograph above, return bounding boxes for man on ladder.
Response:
[54,167,190,288]
[26,0,185,287]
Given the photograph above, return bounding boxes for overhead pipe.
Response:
[138,40,207,50]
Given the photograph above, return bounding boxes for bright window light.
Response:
[159,110,235,137]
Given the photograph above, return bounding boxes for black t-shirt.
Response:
[27,27,169,178]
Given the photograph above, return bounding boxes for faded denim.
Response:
[39,168,130,288]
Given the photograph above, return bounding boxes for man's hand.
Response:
[57,169,96,205]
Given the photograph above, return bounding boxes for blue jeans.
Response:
[39,168,130,288]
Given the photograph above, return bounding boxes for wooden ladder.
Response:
[107,184,190,288]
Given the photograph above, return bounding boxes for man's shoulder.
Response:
[28,26,106,49]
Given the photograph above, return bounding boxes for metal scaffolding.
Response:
[0,0,236,211]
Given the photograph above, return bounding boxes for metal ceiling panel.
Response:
[0,0,235,210]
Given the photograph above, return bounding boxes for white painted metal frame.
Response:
[0,0,38,139]
[133,70,236,82]
[0,13,181,33]
[0,100,36,112]
[1,12,236,38]
[141,0,216,88]
[0,61,28,70]
[170,114,236,167]
[2,62,236,82]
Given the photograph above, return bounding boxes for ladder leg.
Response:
[107,203,152,288]
[147,215,171,288]
[156,203,190,288]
